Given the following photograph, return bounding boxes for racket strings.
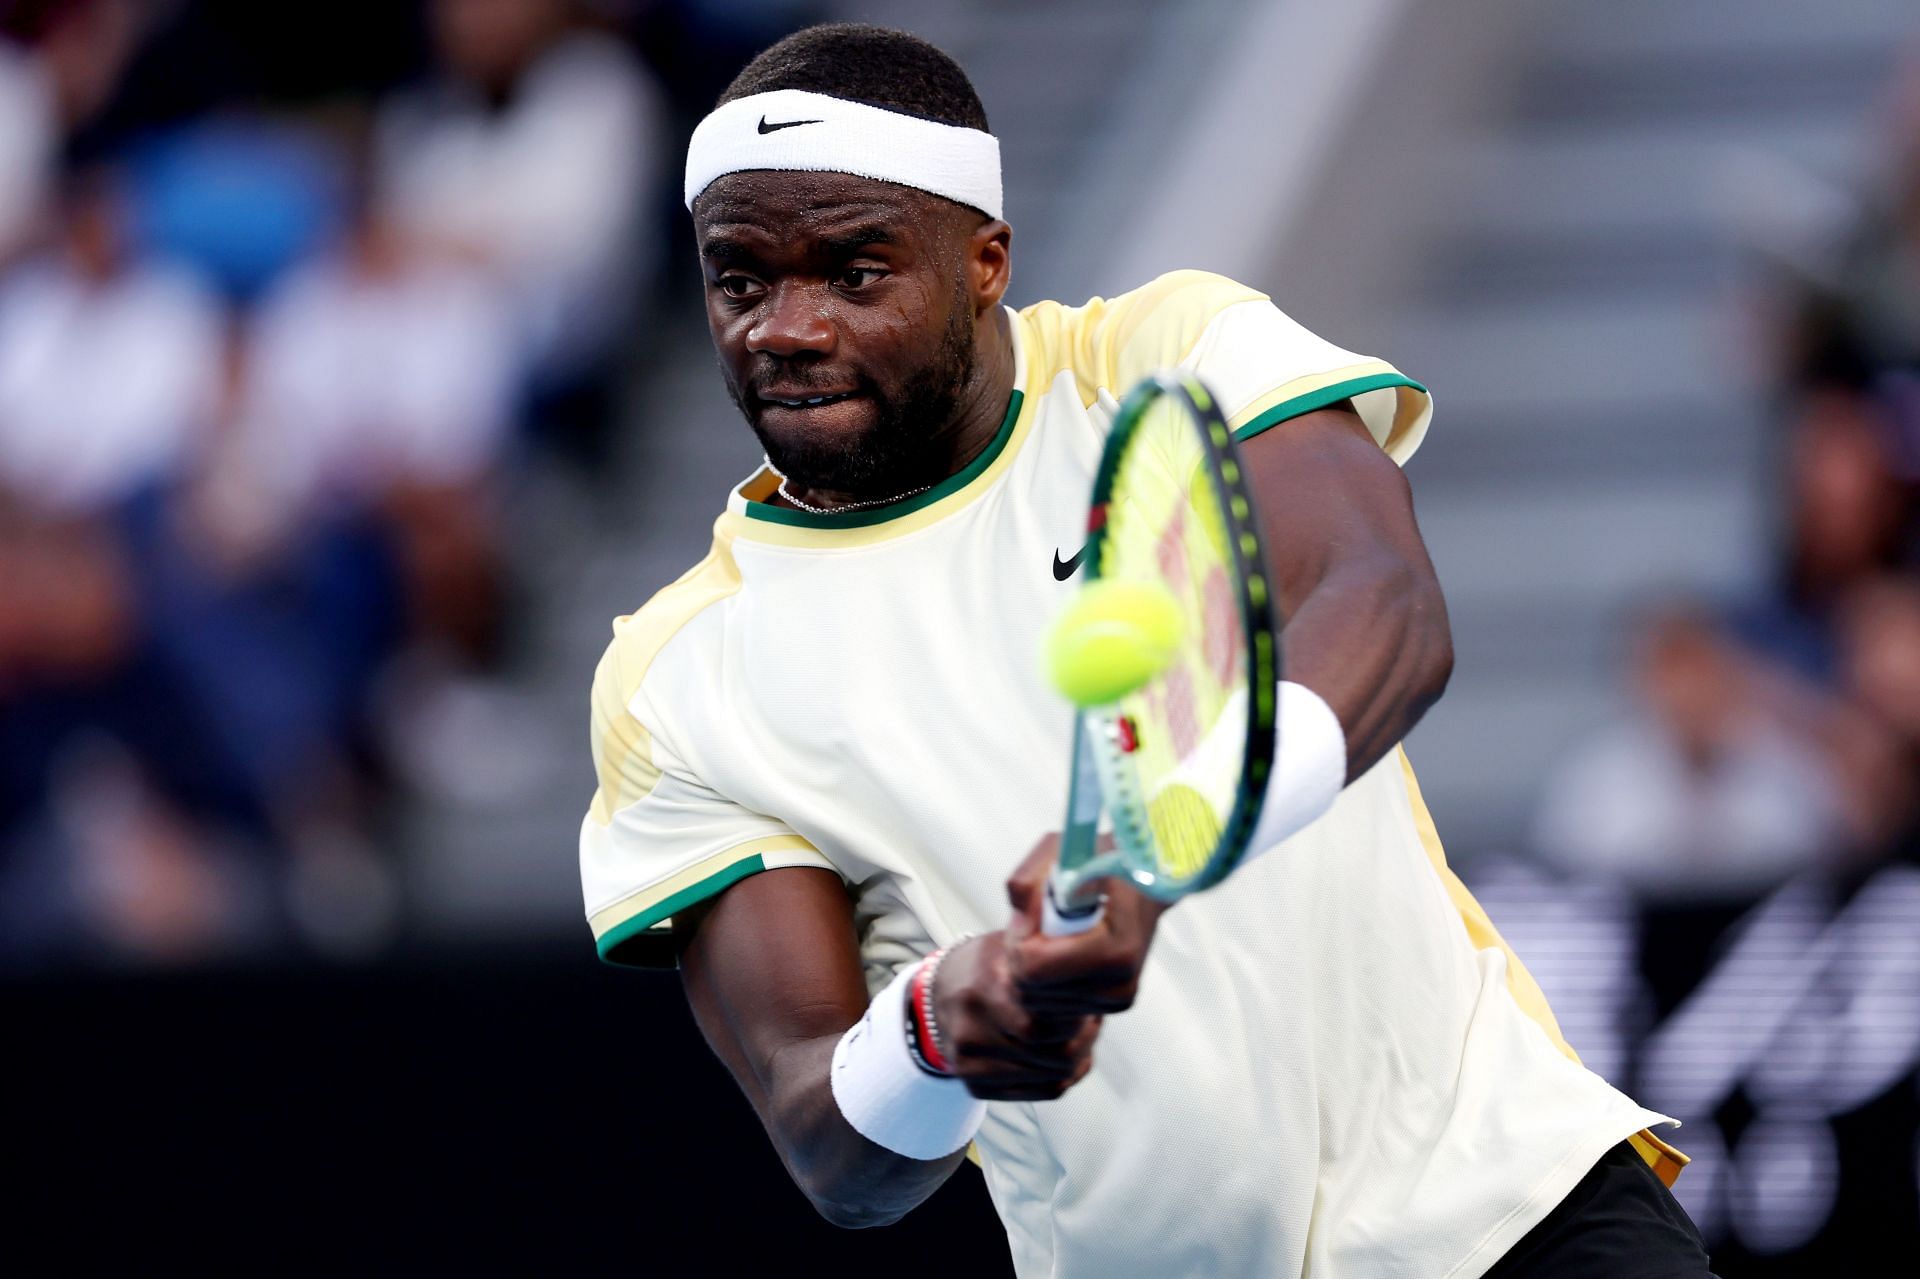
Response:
[1100,399,1249,882]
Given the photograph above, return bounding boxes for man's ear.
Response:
[969,219,1013,313]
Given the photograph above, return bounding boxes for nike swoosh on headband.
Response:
[687,91,1004,218]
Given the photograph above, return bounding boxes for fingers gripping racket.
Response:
[1041,372,1280,934]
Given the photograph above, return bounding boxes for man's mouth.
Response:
[759,390,859,410]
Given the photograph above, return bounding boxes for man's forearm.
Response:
[674,873,966,1230]
[677,869,1097,1230]
[759,1034,967,1229]
[1279,548,1453,782]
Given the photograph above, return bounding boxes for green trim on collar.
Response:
[596,853,767,967]
[1231,373,1425,443]
[745,389,1026,528]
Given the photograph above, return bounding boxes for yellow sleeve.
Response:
[1023,269,1434,464]
[579,527,838,968]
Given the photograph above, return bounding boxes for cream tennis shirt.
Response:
[580,270,1678,1278]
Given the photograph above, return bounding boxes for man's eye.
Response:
[717,275,762,298]
[835,267,884,289]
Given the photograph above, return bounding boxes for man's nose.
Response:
[746,283,835,358]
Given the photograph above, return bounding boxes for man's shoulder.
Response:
[1019,269,1269,332]
[1017,270,1275,401]
[592,520,744,713]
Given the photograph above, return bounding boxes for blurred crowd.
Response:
[0,0,683,967]
[1529,68,1920,911]
[1505,50,1920,1261]
[1,3,1907,984]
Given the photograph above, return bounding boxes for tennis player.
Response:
[580,24,1716,1278]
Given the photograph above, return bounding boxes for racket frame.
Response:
[1050,372,1281,919]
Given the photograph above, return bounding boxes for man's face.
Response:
[694,171,987,496]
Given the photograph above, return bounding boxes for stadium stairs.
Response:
[1364,0,1915,852]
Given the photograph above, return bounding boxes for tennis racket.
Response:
[1044,371,1280,934]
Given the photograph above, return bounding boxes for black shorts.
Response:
[1481,1141,1719,1279]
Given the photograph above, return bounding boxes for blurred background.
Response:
[7,0,1919,1270]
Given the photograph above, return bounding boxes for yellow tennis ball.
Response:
[1045,578,1185,707]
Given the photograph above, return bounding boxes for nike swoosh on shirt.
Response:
[757,116,823,133]
[1053,545,1087,581]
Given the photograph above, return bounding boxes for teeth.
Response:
[774,393,848,408]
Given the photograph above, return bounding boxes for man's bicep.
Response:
[675,866,870,1105]
[1239,403,1453,776]
[1240,403,1439,614]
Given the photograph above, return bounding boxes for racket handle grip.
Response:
[1042,874,1104,936]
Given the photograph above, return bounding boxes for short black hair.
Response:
[719,23,990,133]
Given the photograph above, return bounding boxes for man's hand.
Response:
[931,929,1099,1102]
[1006,832,1170,1013]
[931,834,1169,1101]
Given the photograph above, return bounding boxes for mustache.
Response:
[744,366,872,399]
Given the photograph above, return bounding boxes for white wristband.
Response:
[1243,681,1348,862]
[830,961,985,1160]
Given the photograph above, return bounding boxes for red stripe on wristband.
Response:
[907,955,954,1076]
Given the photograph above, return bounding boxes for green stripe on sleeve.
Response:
[1231,373,1425,443]
[595,854,767,968]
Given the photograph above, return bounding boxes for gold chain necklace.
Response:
[770,462,935,515]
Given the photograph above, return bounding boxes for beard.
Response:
[729,295,977,499]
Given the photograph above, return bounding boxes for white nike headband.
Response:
[683,89,1003,220]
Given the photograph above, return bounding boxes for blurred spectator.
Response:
[0,166,223,513]
[1741,42,1920,878]
[1531,601,1847,902]
[211,152,520,665]
[0,0,679,969]
[124,119,347,305]
[0,163,252,964]
[1840,575,1920,747]
[0,0,142,259]
[377,0,664,459]
[1834,574,1920,859]
[1727,384,1914,680]
[152,124,532,835]
[116,158,533,956]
